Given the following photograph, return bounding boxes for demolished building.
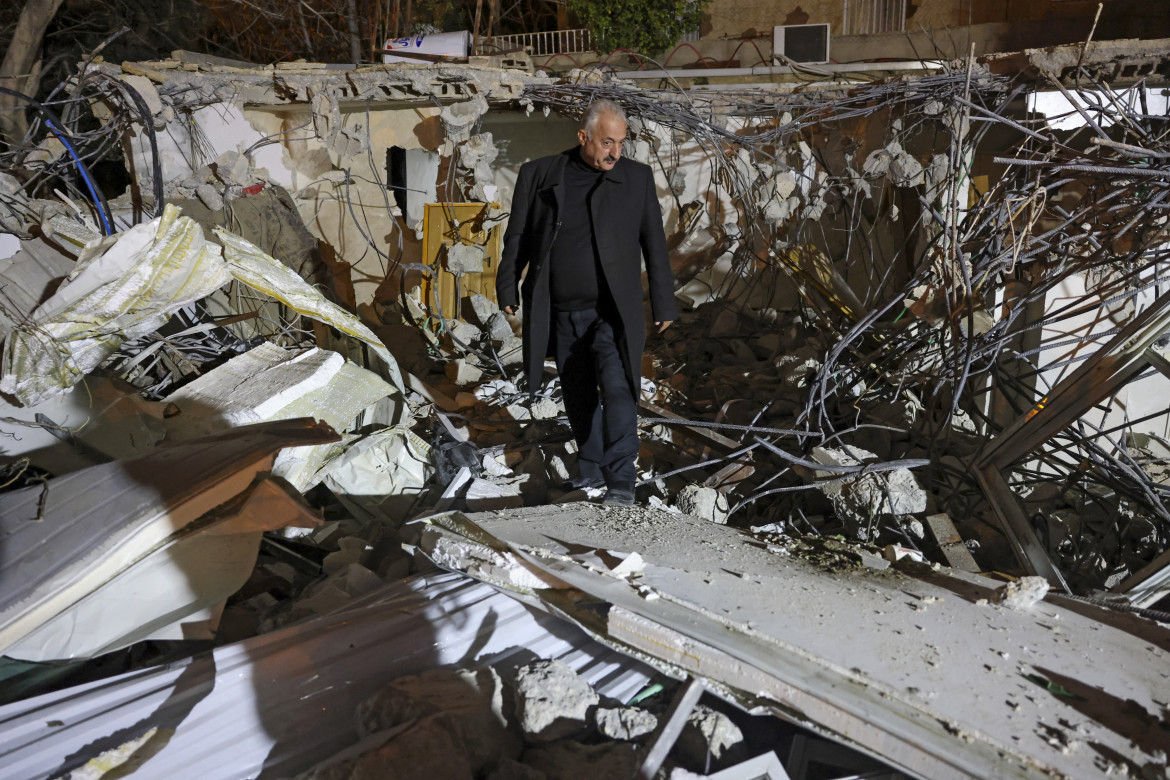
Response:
[1,16,1170,780]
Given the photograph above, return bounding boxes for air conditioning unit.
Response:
[773,23,830,65]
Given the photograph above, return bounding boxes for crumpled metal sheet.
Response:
[0,205,229,406]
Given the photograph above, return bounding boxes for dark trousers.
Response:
[552,307,638,489]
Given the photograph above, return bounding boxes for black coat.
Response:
[496,149,678,394]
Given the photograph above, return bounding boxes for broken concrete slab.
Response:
[418,504,1170,780]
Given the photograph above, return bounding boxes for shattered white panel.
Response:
[1028,87,1170,132]
[127,102,294,191]
[166,343,343,430]
[0,205,230,406]
[317,426,432,519]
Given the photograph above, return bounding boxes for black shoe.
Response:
[560,475,605,491]
[602,487,636,506]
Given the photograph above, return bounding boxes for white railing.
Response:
[483,28,593,57]
[842,0,907,35]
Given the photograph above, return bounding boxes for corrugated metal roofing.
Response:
[0,571,653,780]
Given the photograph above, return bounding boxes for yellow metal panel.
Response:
[421,202,501,322]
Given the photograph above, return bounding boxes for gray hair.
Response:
[580,99,628,138]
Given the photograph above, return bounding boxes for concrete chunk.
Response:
[675,704,747,770]
[446,242,486,275]
[675,485,729,524]
[991,576,1050,610]
[594,706,658,740]
[811,445,926,538]
[447,358,484,386]
[486,311,514,341]
[467,293,499,326]
[530,397,560,420]
[514,659,599,742]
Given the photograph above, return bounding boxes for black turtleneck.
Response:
[549,150,606,311]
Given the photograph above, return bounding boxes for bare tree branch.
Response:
[0,0,66,143]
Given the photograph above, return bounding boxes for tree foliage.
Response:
[564,0,707,55]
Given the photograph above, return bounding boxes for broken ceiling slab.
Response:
[162,342,397,490]
[98,58,541,109]
[984,37,1170,83]
[0,418,336,662]
[418,504,1170,780]
[0,572,653,779]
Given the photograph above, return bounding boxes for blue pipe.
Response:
[0,86,115,236]
[45,119,113,236]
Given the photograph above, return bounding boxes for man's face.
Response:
[577,113,627,172]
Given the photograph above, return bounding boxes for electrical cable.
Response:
[0,85,114,235]
[102,75,164,219]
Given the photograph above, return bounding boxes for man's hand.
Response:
[504,305,516,315]
[655,320,673,333]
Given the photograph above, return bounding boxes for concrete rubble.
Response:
[0,28,1168,780]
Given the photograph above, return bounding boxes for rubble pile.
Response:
[299,660,760,780]
[0,34,1170,780]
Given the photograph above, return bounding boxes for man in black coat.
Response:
[496,99,677,505]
